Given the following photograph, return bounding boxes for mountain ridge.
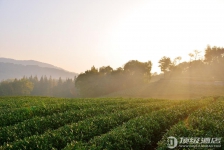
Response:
[0,57,64,70]
[0,58,78,81]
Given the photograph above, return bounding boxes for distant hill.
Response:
[0,58,78,81]
[0,57,63,70]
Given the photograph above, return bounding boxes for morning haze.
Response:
[0,1,224,149]
[1,0,224,74]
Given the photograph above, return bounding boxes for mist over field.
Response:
[0,1,224,149]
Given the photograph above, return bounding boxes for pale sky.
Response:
[1,0,224,73]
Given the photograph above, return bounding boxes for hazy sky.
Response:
[1,0,224,73]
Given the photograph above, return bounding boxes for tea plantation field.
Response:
[0,96,223,150]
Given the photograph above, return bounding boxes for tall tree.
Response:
[204,45,224,63]
[158,56,172,74]
[124,60,152,85]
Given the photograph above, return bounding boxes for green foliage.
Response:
[205,45,224,63]
[157,98,224,150]
[155,45,224,81]
[0,79,33,96]
[0,76,77,97]
[158,56,172,73]
[0,102,89,127]
[64,100,209,150]
[2,101,172,149]
[124,60,152,84]
[0,96,223,150]
[75,60,152,97]
[0,100,158,144]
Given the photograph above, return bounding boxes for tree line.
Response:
[0,45,223,98]
[0,76,77,97]
[75,60,152,97]
[76,45,224,97]
[158,45,224,80]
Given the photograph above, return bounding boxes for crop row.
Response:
[0,97,166,127]
[63,100,204,150]
[0,97,162,110]
[0,103,95,127]
[0,97,161,114]
[0,100,164,145]
[157,100,224,150]
[1,100,179,150]
[0,97,72,109]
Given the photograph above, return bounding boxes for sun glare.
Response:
[100,0,224,72]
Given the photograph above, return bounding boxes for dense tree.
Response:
[204,45,224,63]
[99,66,113,74]
[202,45,224,80]
[158,56,172,74]
[0,76,77,97]
[75,60,152,97]
[74,46,222,97]
[75,66,100,97]
[163,45,224,80]
[1,45,223,98]
[0,78,33,96]
[124,60,152,84]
